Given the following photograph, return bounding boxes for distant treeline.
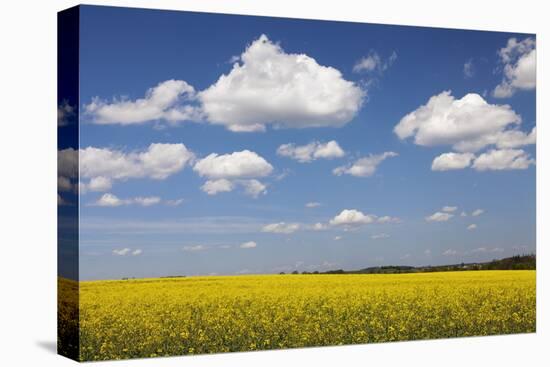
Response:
[279,254,536,275]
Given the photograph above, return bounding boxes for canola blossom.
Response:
[59,270,536,361]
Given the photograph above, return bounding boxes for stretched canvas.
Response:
[58,5,536,362]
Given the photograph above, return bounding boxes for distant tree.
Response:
[291,270,299,274]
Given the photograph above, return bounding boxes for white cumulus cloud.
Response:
[241,179,267,198]
[493,37,536,98]
[80,143,194,182]
[330,209,376,226]
[199,34,365,132]
[86,176,112,192]
[431,152,475,171]
[193,150,273,179]
[194,150,272,198]
[394,91,531,153]
[201,179,235,195]
[426,212,454,222]
[472,149,535,171]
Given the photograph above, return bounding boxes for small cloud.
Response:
[93,193,126,207]
[371,233,390,239]
[201,179,235,195]
[132,249,142,256]
[90,193,163,207]
[133,196,162,207]
[400,254,411,260]
[57,194,70,206]
[165,198,184,206]
[377,216,401,224]
[330,209,376,226]
[58,100,76,127]
[442,206,458,213]
[426,212,454,222]
[460,211,468,217]
[305,202,321,208]
[240,241,257,249]
[353,50,397,74]
[277,141,345,163]
[471,209,485,217]
[424,249,432,256]
[262,222,300,234]
[311,222,328,231]
[113,248,131,256]
[463,59,475,78]
[183,245,207,252]
[467,224,478,231]
[443,249,458,256]
[333,236,342,241]
[241,179,267,198]
[333,152,398,177]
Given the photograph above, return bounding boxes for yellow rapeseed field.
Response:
[64,270,535,361]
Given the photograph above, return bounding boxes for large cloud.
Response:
[394,91,529,152]
[277,140,345,163]
[493,37,536,98]
[80,143,194,182]
[198,35,365,132]
[333,152,397,177]
[194,150,273,198]
[84,80,202,125]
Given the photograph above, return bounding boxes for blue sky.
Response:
[58,5,536,280]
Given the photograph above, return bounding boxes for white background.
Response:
[0,0,547,365]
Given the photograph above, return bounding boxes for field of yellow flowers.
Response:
[69,270,535,361]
